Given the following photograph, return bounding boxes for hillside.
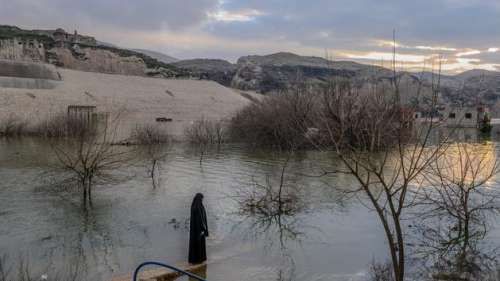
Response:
[132,49,178,64]
[2,24,499,109]
[0,25,185,78]
[0,67,260,140]
[174,52,500,108]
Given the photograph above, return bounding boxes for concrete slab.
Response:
[110,262,207,281]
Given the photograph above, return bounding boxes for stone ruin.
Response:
[0,38,46,62]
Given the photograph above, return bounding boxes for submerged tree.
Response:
[307,62,448,281]
[413,142,500,280]
[184,118,227,164]
[132,124,170,188]
[49,113,133,209]
[235,153,307,249]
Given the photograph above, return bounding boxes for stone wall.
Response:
[0,59,60,80]
[0,38,45,62]
[0,76,58,89]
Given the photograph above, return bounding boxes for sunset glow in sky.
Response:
[1,0,499,73]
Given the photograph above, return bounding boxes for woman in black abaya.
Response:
[189,193,209,264]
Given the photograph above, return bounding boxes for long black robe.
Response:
[188,193,209,264]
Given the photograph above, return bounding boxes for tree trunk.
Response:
[88,179,93,207]
[151,159,157,188]
[82,182,87,209]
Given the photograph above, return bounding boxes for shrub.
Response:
[184,118,227,145]
[229,87,317,149]
[0,116,27,137]
[33,113,97,138]
[132,124,170,144]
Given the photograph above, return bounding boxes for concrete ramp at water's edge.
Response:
[110,262,207,281]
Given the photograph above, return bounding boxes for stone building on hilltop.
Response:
[52,28,97,48]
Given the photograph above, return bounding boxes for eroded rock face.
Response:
[0,38,46,62]
[49,48,146,76]
[231,56,357,93]
[173,59,237,86]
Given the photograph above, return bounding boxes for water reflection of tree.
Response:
[235,156,308,249]
[411,142,500,280]
[39,199,122,280]
[132,124,171,189]
[0,252,83,281]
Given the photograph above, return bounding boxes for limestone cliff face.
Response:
[49,47,146,76]
[231,54,357,93]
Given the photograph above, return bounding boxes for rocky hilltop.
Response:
[173,52,500,109]
[171,52,392,92]
[173,59,237,86]
[0,25,187,78]
[132,49,178,64]
[2,25,499,109]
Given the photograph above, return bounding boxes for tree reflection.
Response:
[234,156,308,250]
[411,142,500,281]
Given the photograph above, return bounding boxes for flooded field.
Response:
[1,137,499,281]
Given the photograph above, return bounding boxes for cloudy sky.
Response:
[1,0,499,73]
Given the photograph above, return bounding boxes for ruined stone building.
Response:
[51,28,97,48]
[0,38,46,61]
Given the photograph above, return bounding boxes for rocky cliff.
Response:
[175,52,500,109]
[48,47,146,76]
[0,25,182,77]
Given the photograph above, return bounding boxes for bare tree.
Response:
[234,153,307,248]
[230,84,317,149]
[0,115,27,137]
[369,260,394,281]
[307,60,448,281]
[185,118,227,163]
[413,142,500,280]
[49,114,133,209]
[132,124,170,188]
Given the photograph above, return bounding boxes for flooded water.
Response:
[1,137,499,281]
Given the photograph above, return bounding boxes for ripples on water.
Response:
[7,137,498,281]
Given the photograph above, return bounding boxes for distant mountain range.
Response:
[170,52,500,109]
[1,25,499,109]
[132,49,178,64]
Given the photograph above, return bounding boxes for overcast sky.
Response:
[1,0,499,73]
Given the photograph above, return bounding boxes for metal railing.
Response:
[133,261,207,281]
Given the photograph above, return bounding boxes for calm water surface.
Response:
[1,138,498,281]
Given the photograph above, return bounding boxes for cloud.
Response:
[375,40,457,52]
[414,46,457,52]
[343,51,430,63]
[0,0,219,30]
[0,0,499,73]
[208,9,264,22]
[456,49,482,57]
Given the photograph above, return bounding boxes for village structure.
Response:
[414,105,491,131]
[0,28,96,62]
